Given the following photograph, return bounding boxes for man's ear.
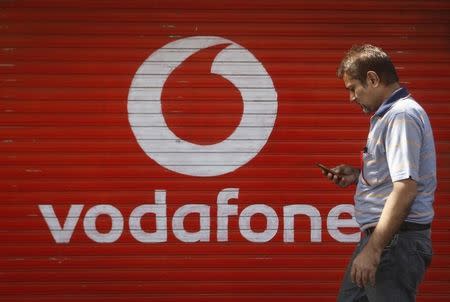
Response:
[366,71,380,87]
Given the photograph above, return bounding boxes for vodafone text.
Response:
[39,188,360,244]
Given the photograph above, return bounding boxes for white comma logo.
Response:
[127,36,278,177]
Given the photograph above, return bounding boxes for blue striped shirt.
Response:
[355,87,437,229]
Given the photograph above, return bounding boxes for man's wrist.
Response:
[366,237,384,256]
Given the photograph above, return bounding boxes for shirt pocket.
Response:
[362,151,378,186]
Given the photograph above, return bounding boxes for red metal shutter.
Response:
[1,1,449,301]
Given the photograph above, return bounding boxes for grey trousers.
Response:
[337,229,432,302]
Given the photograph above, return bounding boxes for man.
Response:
[322,44,436,301]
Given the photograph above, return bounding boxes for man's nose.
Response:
[350,94,357,102]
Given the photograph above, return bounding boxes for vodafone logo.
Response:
[37,37,360,245]
[127,36,278,176]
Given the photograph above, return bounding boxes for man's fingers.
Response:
[334,166,346,174]
[338,177,348,187]
[369,270,376,287]
[323,172,332,180]
[352,266,376,288]
[319,168,332,179]
[355,268,363,288]
[333,175,349,187]
[350,247,380,288]
[351,260,365,288]
[351,263,362,287]
[362,270,370,288]
[320,166,354,188]
[350,264,356,284]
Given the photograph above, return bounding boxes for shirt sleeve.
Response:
[385,112,423,182]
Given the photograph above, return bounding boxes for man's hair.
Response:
[337,44,399,86]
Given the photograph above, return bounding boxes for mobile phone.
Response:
[316,163,341,176]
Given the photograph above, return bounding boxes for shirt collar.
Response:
[374,87,410,117]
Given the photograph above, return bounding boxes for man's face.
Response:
[343,73,379,114]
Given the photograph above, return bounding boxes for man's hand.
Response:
[350,244,382,288]
[320,164,359,187]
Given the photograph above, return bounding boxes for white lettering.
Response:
[172,204,210,242]
[327,204,360,242]
[38,189,360,244]
[39,204,83,244]
[83,205,124,243]
[283,205,322,243]
[217,188,239,241]
[239,204,278,243]
[129,190,167,243]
